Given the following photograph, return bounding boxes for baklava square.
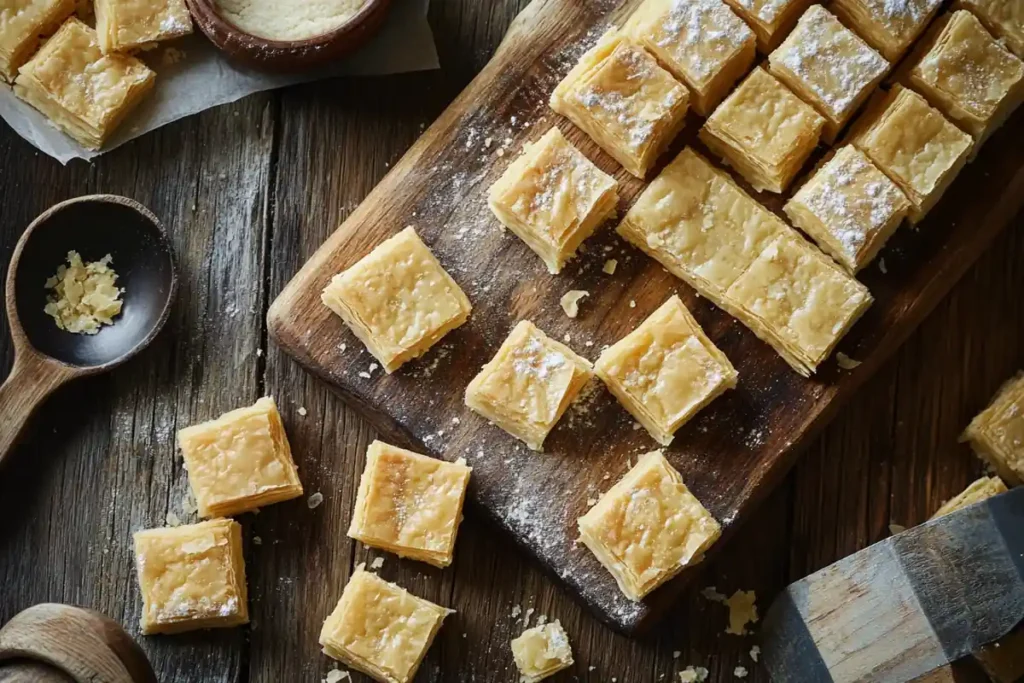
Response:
[465,320,593,451]
[550,29,690,179]
[784,145,911,273]
[578,450,721,601]
[625,0,756,116]
[0,0,73,82]
[954,0,1024,59]
[321,226,472,374]
[348,440,472,568]
[320,567,452,683]
[962,372,1024,485]
[134,518,248,635]
[511,621,574,683]
[95,0,192,53]
[617,146,790,312]
[930,476,1008,519]
[724,233,873,376]
[830,0,943,62]
[906,10,1024,146]
[848,84,973,223]
[177,396,304,519]
[721,0,813,52]
[595,295,737,446]
[768,5,890,142]
[699,66,826,193]
[13,17,155,149]
[487,126,618,274]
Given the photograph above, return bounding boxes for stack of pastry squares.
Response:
[511,621,574,683]
[830,0,943,62]
[595,295,737,446]
[177,396,304,518]
[488,126,618,274]
[0,0,73,82]
[961,372,1024,485]
[904,10,1024,148]
[13,17,155,149]
[550,29,690,179]
[348,440,472,568]
[578,450,721,601]
[953,0,1024,58]
[847,85,973,223]
[95,0,192,53]
[785,145,911,273]
[624,0,756,116]
[929,476,1008,519]
[721,0,813,52]
[320,567,452,683]
[464,320,593,451]
[699,66,826,193]
[321,226,472,373]
[723,232,873,376]
[134,518,249,635]
[767,5,890,142]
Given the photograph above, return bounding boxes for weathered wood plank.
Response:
[0,94,276,682]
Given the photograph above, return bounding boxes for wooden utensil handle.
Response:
[0,353,73,466]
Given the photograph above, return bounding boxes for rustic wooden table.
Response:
[0,2,1021,682]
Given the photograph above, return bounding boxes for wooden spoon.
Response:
[0,604,156,683]
[0,195,177,464]
[186,0,393,70]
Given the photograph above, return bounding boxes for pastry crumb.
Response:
[701,586,727,603]
[603,259,618,274]
[307,492,324,509]
[629,300,636,308]
[324,669,350,683]
[734,666,748,678]
[253,536,262,545]
[750,645,760,662]
[679,667,709,683]
[560,289,589,318]
[511,604,522,618]
[836,352,861,370]
[370,556,384,570]
[298,406,308,416]
[672,650,681,659]
[165,511,181,527]
[725,590,758,635]
[44,251,123,335]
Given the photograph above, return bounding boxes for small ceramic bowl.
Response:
[185,0,393,70]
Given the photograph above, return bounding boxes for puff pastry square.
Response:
[930,476,1008,519]
[13,17,155,149]
[488,126,618,274]
[962,372,1024,485]
[0,0,73,81]
[625,0,756,116]
[954,0,1024,58]
[784,145,910,273]
[768,5,889,142]
[578,450,721,601]
[134,518,248,635]
[699,66,825,193]
[320,567,452,683]
[550,29,690,179]
[348,440,471,568]
[322,226,472,374]
[830,0,943,62]
[177,396,304,519]
[724,233,873,375]
[848,84,972,223]
[617,146,791,313]
[465,320,593,451]
[721,0,814,52]
[906,10,1024,146]
[595,295,737,446]
[511,621,574,683]
[95,0,192,53]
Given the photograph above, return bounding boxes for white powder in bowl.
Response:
[213,0,369,41]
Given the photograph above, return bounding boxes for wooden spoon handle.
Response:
[0,353,74,466]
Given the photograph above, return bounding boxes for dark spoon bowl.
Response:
[12,196,176,369]
[0,195,177,464]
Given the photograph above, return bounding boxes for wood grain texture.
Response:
[0,0,1022,681]
[267,0,1024,632]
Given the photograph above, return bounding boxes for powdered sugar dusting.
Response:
[654,0,754,82]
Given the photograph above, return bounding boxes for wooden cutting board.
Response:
[267,0,1024,633]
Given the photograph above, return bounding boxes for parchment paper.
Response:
[0,0,438,164]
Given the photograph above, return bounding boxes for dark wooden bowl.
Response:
[185,0,393,71]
